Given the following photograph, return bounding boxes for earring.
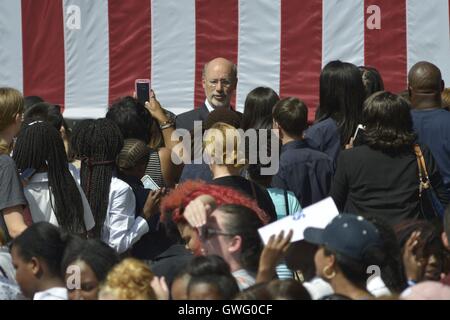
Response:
[322,265,336,280]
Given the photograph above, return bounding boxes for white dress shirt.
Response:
[204,99,214,112]
[101,176,149,254]
[23,166,95,233]
[33,287,68,300]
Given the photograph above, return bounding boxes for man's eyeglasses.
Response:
[206,79,233,89]
[199,226,236,240]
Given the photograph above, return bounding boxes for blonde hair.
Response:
[203,122,246,169]
[442,88,450,109]
[99,258,156,300]
[0,88,24,154]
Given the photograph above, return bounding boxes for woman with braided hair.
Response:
[13,121,94,235]
[70,119,151,254]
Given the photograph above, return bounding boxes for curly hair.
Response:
[159,180,270,225]
[100,258,156,300]
[363,91,416,153]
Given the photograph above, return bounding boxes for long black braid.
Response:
[13,121,86,234]
[71,119,124,237]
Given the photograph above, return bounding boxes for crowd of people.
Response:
[1,56,450,300]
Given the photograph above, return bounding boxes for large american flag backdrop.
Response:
[0,0,449,120]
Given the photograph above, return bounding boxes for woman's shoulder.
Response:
[0,154,16,169]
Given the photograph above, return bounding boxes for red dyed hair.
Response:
[160,180,270,225]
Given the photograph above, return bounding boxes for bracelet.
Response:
[159,119,174,130]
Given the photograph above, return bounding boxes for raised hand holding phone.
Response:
[135,79,150,106]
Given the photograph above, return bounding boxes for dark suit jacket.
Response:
[175,104,210,132]
[175,103,242,132]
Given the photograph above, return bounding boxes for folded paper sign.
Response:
[258,197,339,245]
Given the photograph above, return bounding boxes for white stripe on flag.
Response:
[63,0,110,118]
[0,0,23,91]
[407,0,450,85]
[151,0,196,115]
[322,0,365,67]
[236,0,281,113]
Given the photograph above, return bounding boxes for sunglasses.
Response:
[199,226,236,240]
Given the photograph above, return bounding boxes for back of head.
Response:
[217,204,264,273]
[70,118,124,236]
[205,108,241,130]
[117,138,150,171]
[272,97,308,137]
[24,102,63,131]
[13,121,85,234]
[185,254,232,277]
[0,87,24,154]
[246,116,278,184]
[62,237,119,283]
[100,258,156,300]
[242,87,279,130]
[359,66,385,98]
[408,61,442,92]
[318,60,366,146]
[106,96,153,144]
[266,279,311,300]
[24,96,44,111]
[363,91,415,153]
[203,122,246,170]
[12,222,69,277]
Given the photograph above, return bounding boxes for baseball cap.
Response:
[303,214,382,261]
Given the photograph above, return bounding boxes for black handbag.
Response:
[414,145,445,220]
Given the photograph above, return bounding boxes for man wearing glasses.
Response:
[176,57,241,132]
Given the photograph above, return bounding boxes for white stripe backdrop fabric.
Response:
[0,0,449,119]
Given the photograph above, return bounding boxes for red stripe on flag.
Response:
[280,0,323,122]
[108,0,151,105]
[194,0,239,109]
[21,0,65,107]
[364,0,407,93]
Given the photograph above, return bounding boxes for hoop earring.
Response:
[322,265,336,280]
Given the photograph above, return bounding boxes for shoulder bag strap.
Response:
[414,144,430,194]
[284,189,290,216]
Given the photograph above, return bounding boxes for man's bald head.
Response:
[408,61,443,92]
[202,57,237,80]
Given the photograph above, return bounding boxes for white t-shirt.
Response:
[100,176,149,254]
[23,166,95,232]
[34,287,68,300]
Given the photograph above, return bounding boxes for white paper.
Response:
[258,197,339,244]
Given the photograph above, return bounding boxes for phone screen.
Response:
[141,175,160,191]
[135,80,150,105]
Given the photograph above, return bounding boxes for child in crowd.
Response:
[11,222,69,300]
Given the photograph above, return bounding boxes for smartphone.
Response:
[141,175,160,191]
[352,124,366,140]
[135,79,151,105]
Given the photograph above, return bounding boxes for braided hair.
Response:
[71,119,124,237]
[13,121,86,234]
